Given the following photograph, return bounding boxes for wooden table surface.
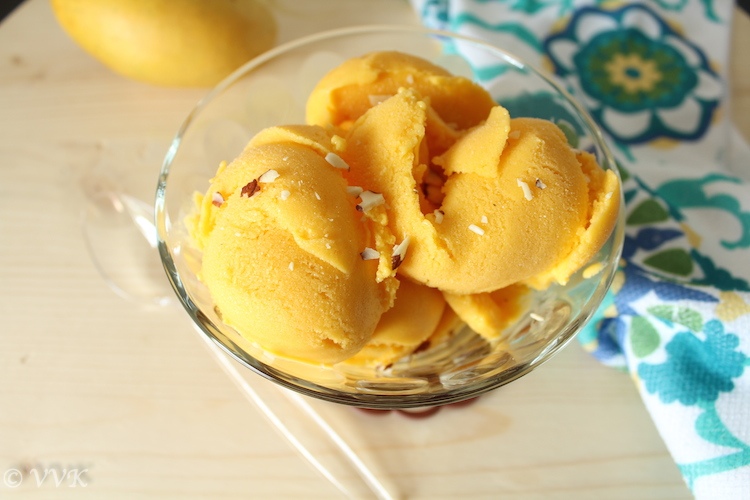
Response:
[1,1,747,498]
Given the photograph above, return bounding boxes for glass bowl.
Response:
[155,25,624,409]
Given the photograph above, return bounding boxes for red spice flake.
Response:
[241,179,260,198]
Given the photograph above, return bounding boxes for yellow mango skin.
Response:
[50,0,277,87]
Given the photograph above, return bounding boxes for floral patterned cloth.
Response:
[411,0,750,497]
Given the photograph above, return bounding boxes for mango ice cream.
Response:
[187,51,620,365]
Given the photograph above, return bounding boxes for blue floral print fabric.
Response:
[544,4,722,145]
[412,0,750,497]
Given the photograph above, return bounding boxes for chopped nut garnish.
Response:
[288,262,294,271]
[605,191,613,200]
[259,169,280,183]
[468,224,485,235]
[279,190,291,200]
[314,191,321,200]
[346,186,364,197]
[241,179,260,198]
[356,190,385,212]
[433,209,444,224]
[392,254,402,270]
[481,215,488,224]
[212,192,225,207]
[535,178,547,190]
[325,152,350,170]
[516,178,533,201]
[392,236,411,270]
[360,247,380,260]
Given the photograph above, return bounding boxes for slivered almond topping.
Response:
[288,262,294,271]
[481,215,488,224]
[212,192,224,207]
[325,152,350,170]
[314,191,321,200]
[391,255,403,270]
[433,209,444,224]
[259,169,280,183]
[279,190,291,200]
[468,224,485,235]
[360,247,380,260]
[516,178,533,201]
[356,191,385,212]
[535,178,547,190]
[391,236,411,270]
[346,186,364,197]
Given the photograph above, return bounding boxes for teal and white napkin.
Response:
[411,0,750,497]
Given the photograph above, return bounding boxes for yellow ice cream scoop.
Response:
[341,88,620,294]
[306,50,496,130]
[187,50,621,365]
[188,137,397,364]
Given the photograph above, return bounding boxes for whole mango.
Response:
[50,0,277,87]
